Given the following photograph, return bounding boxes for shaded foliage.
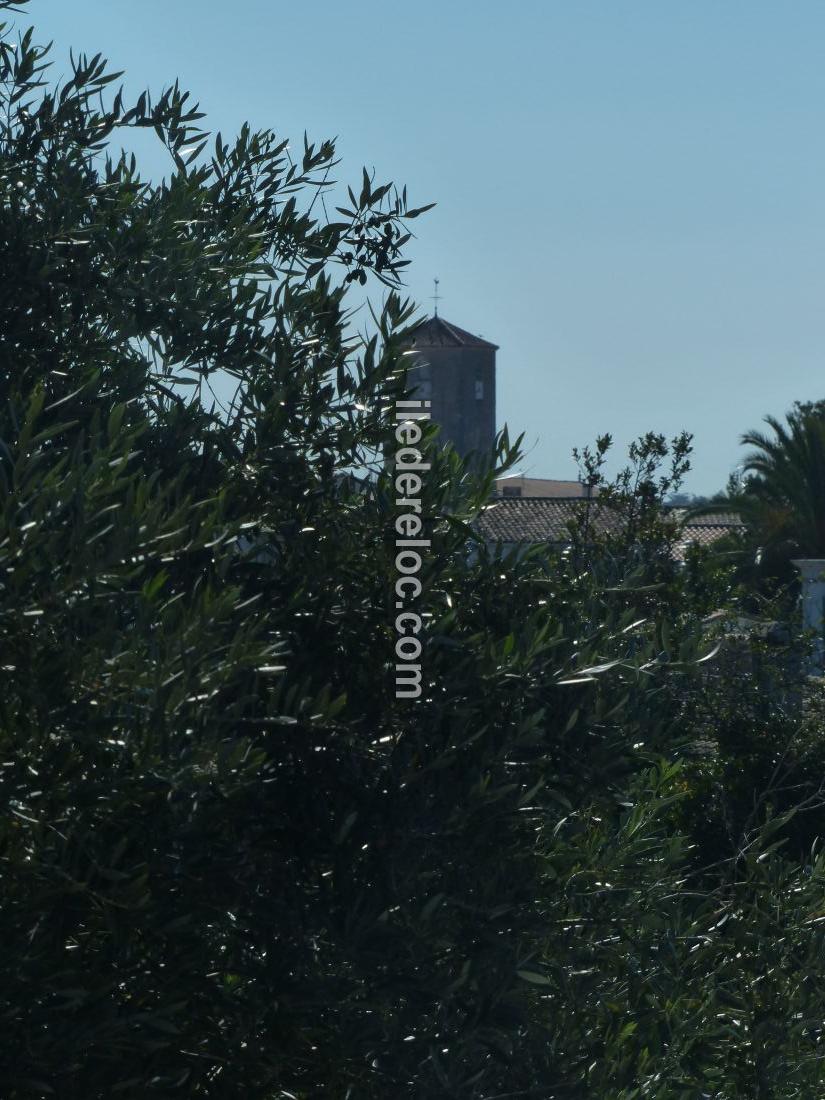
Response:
[695,400,825,604]
[2,4,825,1098]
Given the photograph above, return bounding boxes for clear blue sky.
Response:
[31,0,825,494]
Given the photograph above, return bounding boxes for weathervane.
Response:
[431,277,441,318]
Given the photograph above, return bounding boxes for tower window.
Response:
[474,380,484,399]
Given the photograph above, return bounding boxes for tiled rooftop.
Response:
[478,498,622,542]
[476,497,745,560]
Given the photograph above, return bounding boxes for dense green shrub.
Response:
[2,4,825,1097]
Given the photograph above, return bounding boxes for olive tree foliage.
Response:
[3,3,825,1098]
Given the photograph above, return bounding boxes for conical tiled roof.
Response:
[407,315,498,350]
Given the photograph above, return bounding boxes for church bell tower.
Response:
[404,314,497,459]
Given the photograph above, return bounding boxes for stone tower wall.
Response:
[407,343,496,459]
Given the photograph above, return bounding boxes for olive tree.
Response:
[3,3,825,1098]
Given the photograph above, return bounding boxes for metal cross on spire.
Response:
[431,277,441,318]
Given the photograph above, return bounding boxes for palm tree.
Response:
[733,402,825,559]
[688,402,825,597]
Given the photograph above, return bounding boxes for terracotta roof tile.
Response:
[478,498,620,542]
[476,497,745,561]
[674,523,746,558]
